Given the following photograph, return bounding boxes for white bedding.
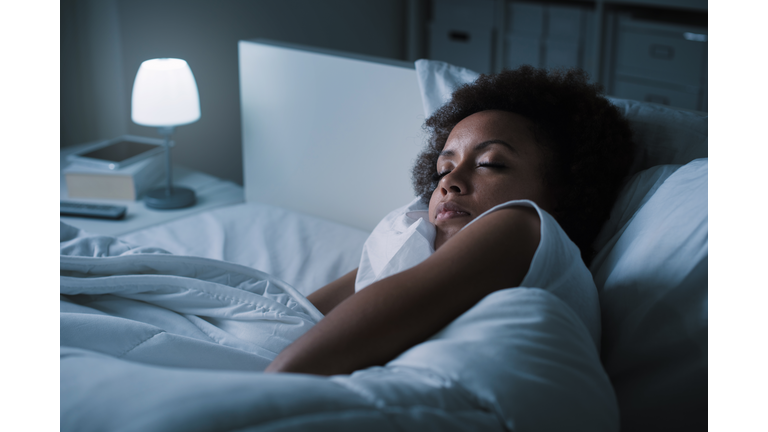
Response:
[61,221,618,431]
[61,224,320,372]
[117,202,369,296]
[59,48,707,432]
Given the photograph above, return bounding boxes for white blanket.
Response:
[60,222,618,431]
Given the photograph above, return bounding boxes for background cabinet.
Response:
[426,0,708,111]
[504,2,596,79]
[608,13,707,111]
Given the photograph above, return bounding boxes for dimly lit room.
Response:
[54,0,717,431]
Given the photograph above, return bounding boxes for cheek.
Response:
[428,189,440,220]
[480,178,536,208]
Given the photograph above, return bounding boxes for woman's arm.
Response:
[307,268,358,315]
[266,206,541,375]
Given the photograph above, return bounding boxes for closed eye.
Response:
[478,162,506,169]
[432,170,451,181]
[433,162,505,181]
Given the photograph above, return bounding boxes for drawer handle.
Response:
[649,44,674,60]
[448,31,470,42]
[683,32,707,42]
[645,94,670,105]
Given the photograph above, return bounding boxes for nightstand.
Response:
[61,145,244,237]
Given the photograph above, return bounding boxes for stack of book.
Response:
[64,151,165,201]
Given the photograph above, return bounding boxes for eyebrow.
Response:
[438,139,517,158]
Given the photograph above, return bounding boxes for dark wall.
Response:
[61,0,408,185]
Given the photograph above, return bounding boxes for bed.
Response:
[60,39,707,431]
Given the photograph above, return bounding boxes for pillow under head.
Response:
[606,97,708,179]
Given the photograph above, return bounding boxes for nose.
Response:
[438,166,469,196]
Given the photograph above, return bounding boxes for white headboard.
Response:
[239,39,426,232]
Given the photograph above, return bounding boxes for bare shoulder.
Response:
[441,205,541,257]
[463,205,541,240]
[421,205,542,293]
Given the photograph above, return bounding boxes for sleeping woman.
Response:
[266,66,635,375]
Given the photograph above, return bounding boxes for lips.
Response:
[435,201,471,221]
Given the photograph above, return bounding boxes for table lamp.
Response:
[131,58,200,209]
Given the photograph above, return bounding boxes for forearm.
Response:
[306,268,357,315]
[267,267,465,375]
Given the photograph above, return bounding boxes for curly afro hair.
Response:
[411,65,635,265]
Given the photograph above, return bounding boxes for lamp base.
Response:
[144,186,196,209]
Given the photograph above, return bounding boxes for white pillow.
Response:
[591,163,682,253]
[589,158,708,431]
[354,198,434,292]
[605,97,708,178]
[415,59,480,118]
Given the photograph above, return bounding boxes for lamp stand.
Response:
[144,126,196,209]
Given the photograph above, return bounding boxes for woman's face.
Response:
[428,110,556,250]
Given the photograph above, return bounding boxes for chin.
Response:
[434,220,468,247]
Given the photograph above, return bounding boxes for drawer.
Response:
[429,22,493,73]
[505,35,542,69]
[613,79,700,111]
[615,28,706,87]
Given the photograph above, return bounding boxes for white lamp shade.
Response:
[131,58,201,127]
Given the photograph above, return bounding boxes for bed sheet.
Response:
[117,202,370,296]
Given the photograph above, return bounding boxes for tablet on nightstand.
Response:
[67,135,167,170]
